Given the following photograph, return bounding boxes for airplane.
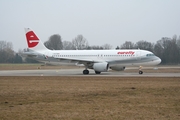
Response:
[24,28,161,75]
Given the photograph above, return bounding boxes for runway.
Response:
[0,68,180,77]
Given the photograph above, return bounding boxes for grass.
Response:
[0,76,180,120]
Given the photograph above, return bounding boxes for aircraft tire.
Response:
[95,71,101,74]
[83,70,89,75]
[139,70,143,74]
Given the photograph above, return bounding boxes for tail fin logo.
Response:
[26,30,39,48]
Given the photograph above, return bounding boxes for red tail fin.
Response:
[24,28,48,51]
[25,28,39,48]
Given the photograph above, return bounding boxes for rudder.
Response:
[25,28,47,51]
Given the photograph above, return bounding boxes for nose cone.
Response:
[155,57,161,65]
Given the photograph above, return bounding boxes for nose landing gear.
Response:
[139,70,143,74]
[139,66,143,74]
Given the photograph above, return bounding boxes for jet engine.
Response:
[93,62,109,72]
[110,66,125,71]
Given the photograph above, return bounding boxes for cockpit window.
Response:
[146,54,155,57]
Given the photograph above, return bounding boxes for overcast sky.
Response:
[0,0,180,51]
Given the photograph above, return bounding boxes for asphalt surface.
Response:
[0,68,180,77]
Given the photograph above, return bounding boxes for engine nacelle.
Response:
[110,66,125,71]
[93,62,109,72]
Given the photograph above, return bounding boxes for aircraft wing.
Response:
[21,52,38,57]
[53,57,135,65]
[53,57,101,64]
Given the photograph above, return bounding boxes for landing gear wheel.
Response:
[83,70,89,75]
[139,70,143,74]
[95,71,101,74]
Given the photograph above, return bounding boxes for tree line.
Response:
[0,34,180,64]
[118,35,180,64]
[44,34,112,50]
[0,41,22,63]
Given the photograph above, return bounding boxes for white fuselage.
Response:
[35,49,161,67]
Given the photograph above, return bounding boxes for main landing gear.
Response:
[83,69,89,75]
[83,69,101,75]
[95,71,101,74]
[139,66,143,74]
